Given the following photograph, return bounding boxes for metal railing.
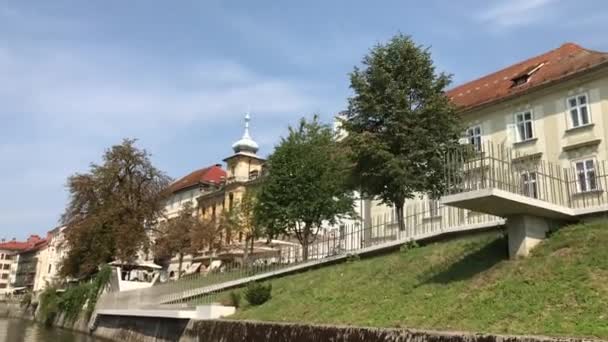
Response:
[96,204,503,310]
[444,141,608,211]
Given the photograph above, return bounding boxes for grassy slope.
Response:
[227,222,608,338]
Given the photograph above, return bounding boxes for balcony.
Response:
[441,142,608,220]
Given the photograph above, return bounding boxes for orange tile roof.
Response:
[447,43,608,112]
[168,164,226,194]
[0,235,45,252]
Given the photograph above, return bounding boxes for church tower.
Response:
[223,113,265,183]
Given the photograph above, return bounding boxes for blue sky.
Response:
[1,0,607,240]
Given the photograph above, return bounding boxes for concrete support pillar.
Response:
[506,215,549,258]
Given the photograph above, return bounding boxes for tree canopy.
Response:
[257,115,354,260]
[342,34,462,230]
[60,139,171,278]
[153,202,211,278]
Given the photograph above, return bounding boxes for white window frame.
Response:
[567,93,591,128]
[574,158,598,193]
[520,171,538,199]
[514,111,534,142]
[466,125,482,152]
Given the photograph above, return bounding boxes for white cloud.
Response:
[475,0,558,29]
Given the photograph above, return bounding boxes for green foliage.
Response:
[19,292,32,308]
[37,265,112,325]
[244,282,272,306]
[346,254,360,263]
[61,139,171,278]
[343,34,462,230]
[400,240,419,252]
[257,115,354,259]
[221,291,242,308]
[37,287,59,326]
[234,223,608,338]
[58,284,91,322]
[85,265,112,316]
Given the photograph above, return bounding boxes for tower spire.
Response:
[243,112,251,139]
[231,112,259,154]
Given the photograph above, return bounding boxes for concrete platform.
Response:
[96,304,235,320]
[441,188,575,220]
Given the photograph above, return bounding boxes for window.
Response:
[467,126,482,152]
[0,284,6,289]
[515,111,534,141]
[2,264,9,270]
[568,94,590,128]
[575,159,597,192]
[1,274,7,280]
[521,171,538,198]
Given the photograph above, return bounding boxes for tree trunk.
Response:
[301,223,311,261]
[177,253,184,279]
[243,237,250,265]
[395,198,405,231]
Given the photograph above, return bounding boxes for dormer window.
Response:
[511,62,545,87]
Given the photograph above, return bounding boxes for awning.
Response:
[109,260,162,270]
[184,262,202,275]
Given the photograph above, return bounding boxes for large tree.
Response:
[61,139,170,278]
[343,34,461,231]
[257,116,354,260]
[231,190,265,264]
[153,202,203,279]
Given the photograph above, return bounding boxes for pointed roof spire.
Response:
[232,112,259,154]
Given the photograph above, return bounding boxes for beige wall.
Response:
[0,250,16,295]
[462,69,608,168]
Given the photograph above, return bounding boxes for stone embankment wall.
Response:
[0,301,34,320]
[90,316,602,342]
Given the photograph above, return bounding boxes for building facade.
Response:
[354,43,608,237]
[0,239,32,295]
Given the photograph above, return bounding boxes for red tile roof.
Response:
[0,235,45,252]
[447,43,608,112]
[168,165,226,194]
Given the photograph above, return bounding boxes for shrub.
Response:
[37,288,59,326]
[19,292,32,308]
[221,291,241,308]
[58,284,91,322]
[346,254,360,263]
[400,240,419,253]
[244,282,272,306]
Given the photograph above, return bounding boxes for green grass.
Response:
[214,222,608,339]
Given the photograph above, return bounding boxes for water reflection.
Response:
[0,318,102,342]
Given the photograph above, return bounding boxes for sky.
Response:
[1,0,607,240]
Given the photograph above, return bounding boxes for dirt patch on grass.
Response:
[551,247,573,257]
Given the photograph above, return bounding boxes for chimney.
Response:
[1,238,5,243]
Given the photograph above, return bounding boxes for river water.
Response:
[0,318,103,342]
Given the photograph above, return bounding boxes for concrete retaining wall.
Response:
[0,301,35,320]
[182,320,599,342]
[88,317,601,342]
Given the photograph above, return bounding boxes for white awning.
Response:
[109,260,162,270]
[184,262,202,275]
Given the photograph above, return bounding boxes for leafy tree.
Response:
[231,190,265,264]
[61,139,170,278]
[257,116,354,260]
[342,34,461,231]
[153,202,202,279]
